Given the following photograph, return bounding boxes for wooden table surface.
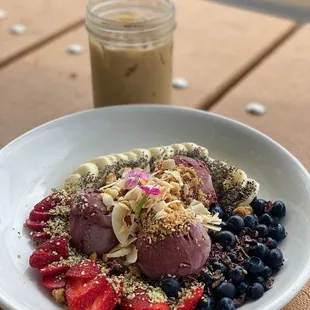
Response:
[0,0,309,309]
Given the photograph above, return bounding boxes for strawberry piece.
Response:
[33,192,71,212]
[25,219,47,231]
[29,209,53,222]
[34,193,62,212]
[29,251,57,268]
[40,264,70,276]
[42,275,66,290]
[66,275,111,310]
[37,236,69,259]
[31,231,51,240]
[29,236,69,269]
[66,260,100,280]
[88,277,124,310]
[121,288,169,310]
[176,286,204,310]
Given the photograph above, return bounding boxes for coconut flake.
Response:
[112,203,130,244]
[126,245,138,264]
[107,247,132,258]
[155,209,168,220]
[153,201,168,212]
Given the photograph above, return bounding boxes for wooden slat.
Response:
[210,24,310,308]
[0,0,295,148]
[0,0,86,66]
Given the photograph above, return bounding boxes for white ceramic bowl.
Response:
[0,105,310,310]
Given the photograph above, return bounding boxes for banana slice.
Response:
[123,152,138,162]
[88,156,113,170]
[72,163,99,177]
[238,179,260,206]
[149,147,162,159]
[64,173,82,187]
[171,143,187,153]
[223,169,247,190]
[131,149,151,161]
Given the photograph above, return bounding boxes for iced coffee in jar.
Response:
[86,0,176,108]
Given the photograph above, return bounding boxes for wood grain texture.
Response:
[0,0,86,66]
[211,24,310,172]
[211,25,310,308]
[0,1,296,148]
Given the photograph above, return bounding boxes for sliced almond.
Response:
[100,193,114,208]
[105,188,119,199]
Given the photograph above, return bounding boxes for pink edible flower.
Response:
[125,170,149,180]
[124,169,149,190]
[139,185,161,196]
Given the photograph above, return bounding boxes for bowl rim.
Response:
[1,104,310,310]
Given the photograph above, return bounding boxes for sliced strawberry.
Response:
[121,288,169,310]
[29,237,69,269]
[88,277,124,310]
[40,264,70,276]
[25,219,47,231]
[29,209,53,222]
[34,193,62,212]
[176,286,204,310]
[42,275,66,290]
[66,260,100,280]
[29,251,58,268]
[37,236,69,259]
[66,275,111,310]
[31,231,51,240]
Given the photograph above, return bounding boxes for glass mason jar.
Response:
[86,0,176,108]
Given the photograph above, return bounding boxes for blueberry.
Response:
[251,198,266,216]
[269,223,286,241]
[266,248,284,269]
[243,214,258,229]
[256,276,266,287]
[248,242,270,260]
[249,283,265,299]
[261,266,273,279]
[210,204,224,219]
[228,266,245,284]
[244,257,265,274]
[255,224,270,238]
[215,282,236,300]
[228,253,238,263]
[259,213,275,225]
[220,222,227,230]
[213,261,228,275]
[237,282,249,295]
[218,297,235,310]
[195,295,216,310]
[215,231,236,250]
[271,201,287,218]
[160,277,181,298]
[199,272,213,287]
[226,216,245,234]
[264,237,277,250]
